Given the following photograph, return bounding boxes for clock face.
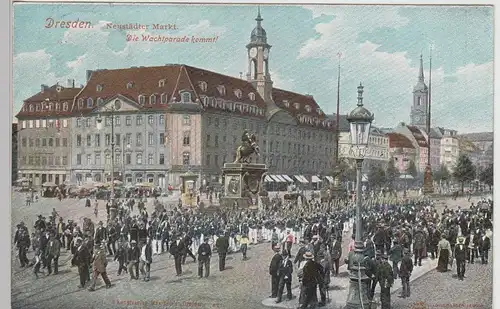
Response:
[415,115,421,122]
[249,47,257,58]
[263,48,269,59]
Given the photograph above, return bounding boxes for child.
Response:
[33,250,43,278]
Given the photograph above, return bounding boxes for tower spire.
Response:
[256,6,263,23]
[418,53,425,82]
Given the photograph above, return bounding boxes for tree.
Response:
[385,157,399,189]
[368,165,387,189]
[453,154,476,192]
[433,164,450,183]
[406,160,418,178]
[479,163,493,189]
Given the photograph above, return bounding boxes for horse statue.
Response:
[234,130,260,163]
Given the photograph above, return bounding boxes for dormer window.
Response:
[87,98,93,108]
[283,100,290,108]
[48,103,54,111]
[160,93,167,104]
[138,95,145,105]
[55,103,60,111]
[248,92,255,101]
[78,98,84,108]
[234,89,242,99]
[294,102,300,110]
[316,108,322,114]
[96,84,103,92]
[127,82,134,89]
[97,97,103,105]
[35,104,40,112]
[181,92,191,103]
[22,105,27,112]
[305,105,311,112]
[217,85,226,96]
[29,104,34,112]
[41,102,46,110]
[158,79,166,87]
[63,102,69,111]
[149,94,157,104]
[202,96,209,106]
[199,81,208,92]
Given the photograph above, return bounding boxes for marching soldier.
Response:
[216,232,229,271]
[376,254,394,309]
[398,248,413,298]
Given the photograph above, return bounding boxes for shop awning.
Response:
[264,175,274,182]
[270,175,283,182]
[274,175,287,182]
[311,175,322,183]
[325,176,334,183]
[294,175,308,183]
[282,175,294,182]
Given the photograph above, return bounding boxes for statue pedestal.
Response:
[423,165,434,195]
[221,163,267,209]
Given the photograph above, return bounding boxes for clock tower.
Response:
[246,8,274,104]
[410,54,428,128]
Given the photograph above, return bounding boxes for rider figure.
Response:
[241,130,252,146]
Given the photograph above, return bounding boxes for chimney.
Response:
[86,70,93,82]
[40,84,48,93]
[67,79,75,88]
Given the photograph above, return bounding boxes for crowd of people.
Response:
[12,190,493,309]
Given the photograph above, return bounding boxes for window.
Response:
[115,134,121,146]
[159,79,165,87]
[149,95,156,104]
[148,132,154,145]
[105,134,111,146]
[95,153,101,165]
[127,82,133,89]
[125,153,131,165]
[148,115,154,124]
[86,154,92,165]
[42,138,47,147]
[136,133,142,146]
[76,154,82,165]
[217,85,226,95]
[105,116,111,127]
[48,156,53,165]
[115,116,121,126]
[126,116,132,126]
[87,98,93,108]
[35,120,40,128]
[96,85,103,92]
[138,95,145,104]
[115,153,121,165]
[29,104,34,112]
[249,92,255,101]
[214,118,219,127]
[199,81,208,92]
[159,115,165,125]
[148,153,154,165]
[159,154,165,164]
[22,121,26,129]
[125,133,132,146]
[29,156,33,165]
[206,154,211,165]
[206,134,211,146]
[21,156,26,164]
[29,120,33,128]
[182,152,190,165]
[95,134,100,147]
[54,103,61,111]
[234,89,242,98]
[62,138,68,147]
[62,119,68,127]
[76,134,82,146]
[136,153,143,164]
[84,118,90,128]
[183,131,190,146]
[182,114,190,125]
[48,138,53,147]
[181,92,191,103]
[76,118,81,127]
[215,135,219,147]
[54,156,59,166]
[136,115,143,125]
[214,155,219,167]
[21,138,26,147]
[160,93,167,104]
[97,98,103,105]
[105,153,111,165]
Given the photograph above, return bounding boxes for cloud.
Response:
[298,6,493,133]
[270,70,295,90]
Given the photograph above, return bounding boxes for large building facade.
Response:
[12,123,18,184]
[15,82,80,186]
[438,127,459,172]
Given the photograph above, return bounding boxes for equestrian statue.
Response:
[234,130,260,163]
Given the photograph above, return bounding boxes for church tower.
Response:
[246,8,274,104]
[410,54,428,127]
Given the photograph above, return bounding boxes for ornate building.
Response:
[410,55,428,128]
[386,132,417,174]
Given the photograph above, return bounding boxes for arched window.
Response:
[63,102,68,111]
[29,104,34,112]
[97,97,103,105]
[160,93,167,104]
[96,84,103,92]
[417,97,422,106]
[203,96,209,106]
[149,95,156,104]
[182,152,190,165]
[127,82,133,89]
[158,79,165,87]
[87,98,93,108]
[217,85,226,96]
[78,98,84,108]
[35,104,40,111]
[55,103,60,111]
[136,153,143,164]
[181,92,191,103]
[199,81,208,92]
[138,95,145,105]
[48,103,54,111]
[248,92,255,101]
[234,89,242,99]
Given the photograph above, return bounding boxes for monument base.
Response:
[221,163,267,209]
[423,165,434,195]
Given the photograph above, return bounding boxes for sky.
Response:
[13,4,494,133]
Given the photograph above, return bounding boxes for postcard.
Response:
[11,2,494,309]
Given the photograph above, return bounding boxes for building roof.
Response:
[370,126,386,136]
[386,132,415,149]
[457,132,494,142]
[407,125,428,148]
[326,114,349,132]
[429,128,442,139]
[16,84,82,118]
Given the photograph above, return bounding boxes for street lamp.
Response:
[345,83,374,309]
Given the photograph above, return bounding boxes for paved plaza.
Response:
[10,191,493,309]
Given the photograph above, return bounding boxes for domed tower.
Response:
[410,54,428,127]
[246,7,274,104]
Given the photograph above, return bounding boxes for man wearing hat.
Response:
[454,236,467,280]
[215,231,230,271]
[376,253,394,309]
[127,240,140,280]
[45,232,61,275]
[299,251,323,309]
[88,244,112,291]
[269,245,283,298]
[74,237,91,288]
[197,237,212,278]
[398,248,413,298]
[276,249,293,304]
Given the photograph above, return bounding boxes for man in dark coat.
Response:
[413,228,425,266]
[276,249,293,303]
[127,240,140,280]
[181,233,196,265]
[300,252,323,309]
[169,235,184,276]
[107,223,117,256]
[376,254,394,309]
[330,235,342,276]
[215,232,230,271]
[56,218,66,249]
[363,251,377,301]
[94,221,107,246]
[197,237,212,278]
[15,228,31,267]
[45,233,61,275]
[74,238,91,288]
[373,225,386,255]
[114,241,128,275]
[478,231,490,264]
[454,236,467,280]
[398,248,413,298]
[269,245,283,298]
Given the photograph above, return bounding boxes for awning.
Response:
[294,175,308,183]
[274,175,287,182]
[311,175,322,183]
[264,175,274,182]
[362,174,369,182]
[325,176,334,183]
[282,175,294,182]
[270,175,283,182]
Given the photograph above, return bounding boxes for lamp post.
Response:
[96,100,121,222]
[345,83,374,309]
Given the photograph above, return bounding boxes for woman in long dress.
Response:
[436,235,451,272]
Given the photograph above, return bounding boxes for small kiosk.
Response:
[180,171,199,207]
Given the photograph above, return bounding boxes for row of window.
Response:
[76,153,165,166]
[21,119,68,129]
[21,156,68,166]
[75,173,163,184]
[76,114,165,128]
[77,92,193,109]
[76,133,165,147]
[23,102,70,113]
[21,137,68,148]
[201,96,262,116]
